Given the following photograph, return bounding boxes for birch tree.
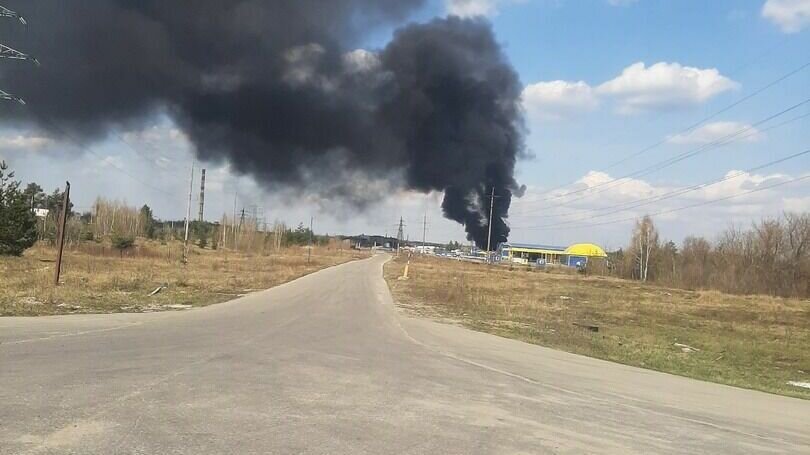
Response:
[630,215,659,282]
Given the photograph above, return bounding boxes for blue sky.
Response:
[2,0,809,248]
[493,0,808,181]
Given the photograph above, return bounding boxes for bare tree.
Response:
[783,212,810,296]
[630,215,659,282]
[681,236,711,289]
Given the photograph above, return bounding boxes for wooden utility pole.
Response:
[53,181,70,286]
[182,163,194,264]
[308,216,313,264]
[486,187,495,263]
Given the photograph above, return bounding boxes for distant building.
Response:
[498,242,607,267]
[345,234,399,250]
[498,243,567,265]
[563,243,608,268]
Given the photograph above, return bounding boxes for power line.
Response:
[510,147,810,230]
[513,172,810,232]
[513,96,810,213]
[512,110,810,218]
[108,127,194,181]
[31,113,184,200]
[1,10,184,214]
[518,59,810,205]
[600,60,810,173]
[0,3,30,103]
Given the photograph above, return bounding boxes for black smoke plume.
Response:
[0,1,525,248]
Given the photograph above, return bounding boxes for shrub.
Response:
[0,161,37,256]
[111,234,135,258]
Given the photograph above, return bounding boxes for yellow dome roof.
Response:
[564,243,607,257]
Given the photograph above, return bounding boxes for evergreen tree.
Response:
[22,182,46,210]
[0,161,38,256]
[111,233,135,258]
[46,187,73,217]
[139,204,156,238]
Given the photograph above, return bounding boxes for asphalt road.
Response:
[1,254,808,454]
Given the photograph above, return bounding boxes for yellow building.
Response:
[498,242,607,267]
[498,243,567,264]
[563,243,607,268]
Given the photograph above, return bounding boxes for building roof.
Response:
[503,242,567,252]
[564,243,607,258]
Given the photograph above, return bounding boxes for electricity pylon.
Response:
[0,5,26,25]
[0,43,38,64]
[0,4,34,104]
[0,87,24,104]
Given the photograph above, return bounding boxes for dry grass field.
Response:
[385,255,810,399]
[1,241,367,317]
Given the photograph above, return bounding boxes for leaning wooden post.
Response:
[54,181,70,286]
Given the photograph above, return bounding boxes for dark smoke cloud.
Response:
[0,1,525,247]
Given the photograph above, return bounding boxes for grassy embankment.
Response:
[1,241,367,316]
[384,255,810,399]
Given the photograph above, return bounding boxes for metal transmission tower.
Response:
[0,5,26,24]
[197,169,206,222]
[0,87,23,104]
[0,43,38,64]
[0,4,35,104]
[396,217,405,255]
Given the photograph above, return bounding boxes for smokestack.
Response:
[198,168,205,222]
[1,2,526,247]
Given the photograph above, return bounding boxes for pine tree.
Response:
[0,161,38,256]
[139,204,156,238]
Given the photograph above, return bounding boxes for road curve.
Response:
[1,254,808,454]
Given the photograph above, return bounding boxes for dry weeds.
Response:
[384,255,810,399]
[1,241,367,316]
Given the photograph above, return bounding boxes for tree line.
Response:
[610,213,810,298]
[0,161,341,258]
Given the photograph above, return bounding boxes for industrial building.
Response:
[498,242,607,268]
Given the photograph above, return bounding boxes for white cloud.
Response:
[596,62,738,113]
[283,43,335,91]
[784,195,810,211]
[122,125,190,147]
[762,0,810,33]
[0,134,52,151]
[445,0,526,17]
[121,124,193,170]
[523,62,738,122]
[342,49,380,74]
[508,169,810,245]
[666,122,763,145]
[522,80,599,121]
[687,170,791,203]
[566,171,660,201]
[446,0,498,17]
[93,155,126,172]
